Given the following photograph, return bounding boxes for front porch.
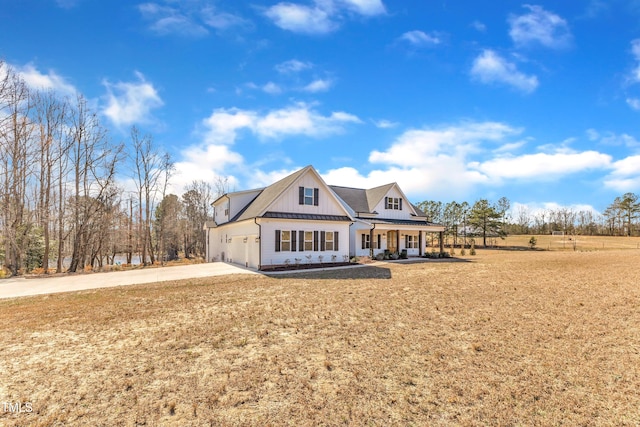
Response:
[355,225,445,259]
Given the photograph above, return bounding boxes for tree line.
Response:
[0,60,221,276]
[418,192,640,247]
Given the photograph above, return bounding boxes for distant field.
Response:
[1,249,640,426]
[472,234,640,251]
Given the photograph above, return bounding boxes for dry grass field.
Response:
[2,247,640,426]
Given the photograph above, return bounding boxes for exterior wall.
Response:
[229,190,262,219]
[371,186,414,220]
[349,221,370,257]
[208,220,260,268]
[354,229,387,257]
[259,218,350,268]
[213,197,229,225]
[268,172,347,216]
[213,190,262,226]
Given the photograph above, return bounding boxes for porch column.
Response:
[369,228,374,258]
[439,231,444,254]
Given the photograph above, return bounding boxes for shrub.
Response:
[529,236,537,249]
[460,247,466,256]
[470,239,476,256]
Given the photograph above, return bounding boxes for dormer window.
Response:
[299,187,319,206]
[385,197,402,210]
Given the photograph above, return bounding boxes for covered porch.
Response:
[353,219,445,258]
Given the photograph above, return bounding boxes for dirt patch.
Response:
[1,250,639,426]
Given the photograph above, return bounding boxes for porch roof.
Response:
[359,217,445,231]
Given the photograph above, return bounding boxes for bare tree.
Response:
[33,90,68,273]
[129,126,170,265]
[0,61,35,275]
[182,180,214,258]
[67,95,123,273]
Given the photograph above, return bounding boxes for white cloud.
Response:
[139,3,209,37]
[264,0,386,34]
[470,49,539,93]
[339,0,386,16]
[604,154,640,191]
[627,98,640,110]
[15,63,76,96]
[494,141,527,153]
[303,78,333,92]
[322,122,617,201]
[201,7,250,31]
[201,102,361,144]
[101,71,164,128]
[369,121,520,168]
[471,20,486,32]
[138,2,248,37]
[628,39,640,84]
[400,30,441,47]
[262,82,283,94]
[468,150,612,181]
[508,5,572,49]
[264,3,335,34]
[372,119,399,129]
[255,104,361,138]
[275,59,313,74]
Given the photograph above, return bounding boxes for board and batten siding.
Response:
[267,173,347,216]
[259,218,350,267]
[371,186,413,220]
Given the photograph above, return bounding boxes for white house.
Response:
[204,165,444,270]
[330,183,445,258]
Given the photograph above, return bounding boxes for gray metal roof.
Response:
[364,217,443,227]
[263,212,351,222]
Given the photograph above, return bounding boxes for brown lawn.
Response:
[1,248,640,426]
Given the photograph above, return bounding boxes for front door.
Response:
[387,231,397,253]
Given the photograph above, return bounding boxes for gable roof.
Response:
[330,183,424,217]
[233,166,309,222]
[218,165,352,223]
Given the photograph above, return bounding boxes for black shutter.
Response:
[335,231,339,251]
[399,198,403,210]
[299,230,304,251]
[313,188,319,206]
[275,230,281,252]
[314,231,319,251]
[291,230,297,252]
[405,235,408,248]
[320,231,326,251]
[299,186,304,204]
[385,197,389,209]
[361,233,366,249]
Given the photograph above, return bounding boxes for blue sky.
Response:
[2,0,640,215]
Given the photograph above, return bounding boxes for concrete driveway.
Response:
[0,262,259,300]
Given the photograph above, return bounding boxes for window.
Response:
[304,188,313,205]
[304,231,313,251]
[386,197,402,210]
[325,232,334,251]
[299,186,319,206]
[361,233,370,249]
[406,235,418,249]
[281,230,291,251]
[374,234,381,249]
